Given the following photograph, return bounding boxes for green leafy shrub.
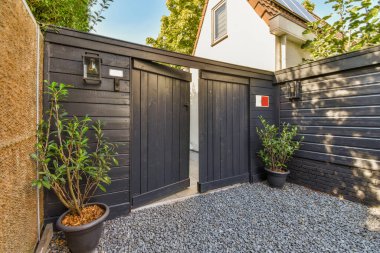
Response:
[302,0,315,12]
[256,116,303,172]
[27,0,113,31]
[302,0,380,60]
[31,81,118,215]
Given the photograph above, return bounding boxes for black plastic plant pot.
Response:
[56,203,109,253]
[265,168,290,188]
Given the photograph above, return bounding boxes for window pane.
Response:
[215,3,226,40]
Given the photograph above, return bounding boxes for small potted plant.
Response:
[31,81,118,253]
[256,116,303,188]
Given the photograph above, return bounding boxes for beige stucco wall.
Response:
[0,0,43,252]
[286,39,309,68]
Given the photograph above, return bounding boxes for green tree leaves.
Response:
[26,0,113,32]
[302,0,316,12]
[303,0,380,60]
[146,0,205,55]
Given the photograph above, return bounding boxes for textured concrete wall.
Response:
[0,0,43,252]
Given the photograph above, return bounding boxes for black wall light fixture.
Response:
[287,80,301,100]
[83,53,102,84]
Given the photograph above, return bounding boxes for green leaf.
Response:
[30,153,38,160]
[98,184,106,192]
[42,180,51,189]
[302,0,380,60]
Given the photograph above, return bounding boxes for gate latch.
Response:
[114,78,120,91]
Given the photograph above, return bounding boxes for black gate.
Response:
[198,71,250,192]
[131,59,191,207]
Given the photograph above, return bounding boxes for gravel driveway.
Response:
[50,183,379,252]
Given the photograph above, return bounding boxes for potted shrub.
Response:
[256,116,303,188]
[31,81,118,253]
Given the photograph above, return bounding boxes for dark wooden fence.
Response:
[198,70,278,190]
[131,59,191,207]
[198,71,250,192]
[43,42,132,223]
[250,78,280,182]
[43,28,379,225]
[275,46,380,206]
[43,28,274,223]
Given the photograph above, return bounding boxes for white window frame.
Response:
[211,0,228,46]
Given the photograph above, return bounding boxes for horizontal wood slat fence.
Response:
[275,45,380,206]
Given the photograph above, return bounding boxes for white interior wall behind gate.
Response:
[190,68,199,151]
[190,0,277,151]
[193,0,276,71]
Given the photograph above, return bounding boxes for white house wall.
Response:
[190,68,199,151]
[190,0,276,152]
[194,0,276,71]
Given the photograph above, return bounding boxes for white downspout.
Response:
[21,0,41,242]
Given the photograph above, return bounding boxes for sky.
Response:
[93,0,169,45]
[92,0,337,45]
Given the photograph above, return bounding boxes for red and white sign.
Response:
[256,95,269,107]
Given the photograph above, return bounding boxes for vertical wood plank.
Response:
[239,84,244,174]
[207,80,214,182]
[140,71,148,193]
[213,81,221,180]
[198,77,208,183]
[172,79,181,182]
[157,75,166,187]
[274,84,280,126]
[220,81,227,178]
[131,69,141,196]
[249,79,258,176]
[179,80,190,180]
[240,84,249,174]
[147,73,159,191]
[164,77,173,185]
[247,81,252,181]
[185,80,191,181]
[232,84,240,176]
[226,82,233,178]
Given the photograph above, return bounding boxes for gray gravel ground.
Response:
[50,182,380,253]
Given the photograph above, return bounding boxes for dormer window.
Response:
[212,0,227,45]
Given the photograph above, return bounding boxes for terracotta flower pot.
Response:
[56,203,109,253]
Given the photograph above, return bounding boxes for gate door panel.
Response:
[131,59,191,207]
[198,71,250,192]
